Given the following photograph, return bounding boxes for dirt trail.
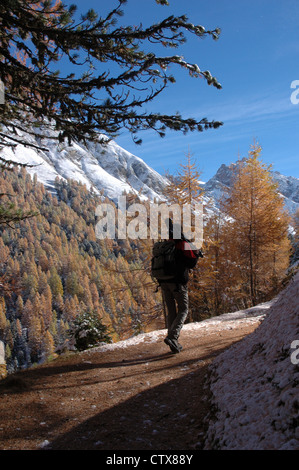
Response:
[0,322,259,451]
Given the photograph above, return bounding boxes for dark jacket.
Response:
[171,239,201,285]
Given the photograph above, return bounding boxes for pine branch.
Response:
[0,0,223,147]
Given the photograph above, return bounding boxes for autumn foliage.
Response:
[197,143,291,316]
[0,142,294,372]
[0,166,161,372]
[163,144,291,320]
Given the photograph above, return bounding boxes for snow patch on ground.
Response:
[204,272,299,450]
[92,301,269,352]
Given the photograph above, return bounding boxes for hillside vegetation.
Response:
[0,167,161,373]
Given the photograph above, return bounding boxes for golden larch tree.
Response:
[221,142,290,305]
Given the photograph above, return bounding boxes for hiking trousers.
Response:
[161,283,188,341]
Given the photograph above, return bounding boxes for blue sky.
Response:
[64,0,299,181]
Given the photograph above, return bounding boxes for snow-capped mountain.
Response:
[272,171,299,214]
[204,161,299,215]
[1,124,299,215]
[1,126,166,202]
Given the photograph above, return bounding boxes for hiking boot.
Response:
[164,337,181,354]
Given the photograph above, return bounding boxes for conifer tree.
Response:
[43,330,55,358]
[193,212,224,317]
[0,0,222,151]
[221,142,290,305]
[48,266,64,299]
[27,314,43,361]
[21,298,33,328]
[164,149,204,209]
[0,299,6,332]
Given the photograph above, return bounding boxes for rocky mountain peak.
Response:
[1,124,298,215]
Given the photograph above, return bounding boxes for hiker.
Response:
[151,219,203,354]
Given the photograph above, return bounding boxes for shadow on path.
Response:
[43,344,232,451]
[45,364,212,450]
[0,326,257,450]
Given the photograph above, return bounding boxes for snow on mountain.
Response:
[272,171,299,214]
[1,124,298,217]
[204,270,299,450]
[0,126,166,202]
[204,161,299,215]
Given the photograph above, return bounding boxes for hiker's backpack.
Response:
[151,240,177,282]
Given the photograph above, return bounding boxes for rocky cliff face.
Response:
[1,127,166,202]
[204,161,299,215]
[1,124,298,214]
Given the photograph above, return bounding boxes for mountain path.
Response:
[0,321,260,450]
